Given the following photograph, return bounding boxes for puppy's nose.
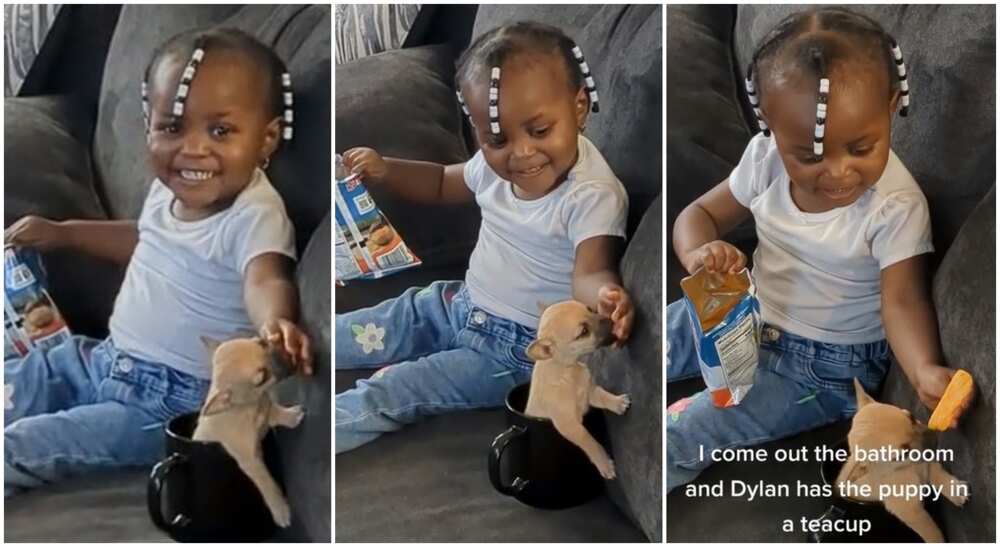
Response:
[596,317,615,346]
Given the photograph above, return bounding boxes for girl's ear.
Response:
[889,88,902,114]
[574,86,590,130]
[260,116,282,161]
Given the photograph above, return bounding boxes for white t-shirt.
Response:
[110,168,296,379]
[729,132,933,345]
[463,134,628,328]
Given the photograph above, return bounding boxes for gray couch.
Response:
[335,4,661,542]
[4,5,331,542]
[666,5,995,542]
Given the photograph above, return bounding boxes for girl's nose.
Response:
[511,137,536,159]
[179,130,210,156]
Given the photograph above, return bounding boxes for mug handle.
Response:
[489,425,529,496]
[147,453,190,534]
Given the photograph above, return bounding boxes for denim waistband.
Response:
[454,286,537,348]
[97,337,211,392]
[762,323,889,364]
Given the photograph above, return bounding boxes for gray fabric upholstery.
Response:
[880,186,996,542]
[666,4,995,542]
[3,95,123,337]
[334,395,645,542]
[589,195,663,542]
[335,44,481,270]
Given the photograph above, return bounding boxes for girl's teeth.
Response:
[180,170,214,181]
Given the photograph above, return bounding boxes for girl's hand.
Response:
[913,363,955,411]
[342,147,389,182]
[686,240,746,274]
[597,284,635,348]
[4,215,66,251]
[260,318,314,376]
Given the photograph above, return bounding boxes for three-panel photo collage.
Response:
[2,2,996,544]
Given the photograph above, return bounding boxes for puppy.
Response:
[836,379,968,542]
[525,301,630,479]
[193,337,304,527]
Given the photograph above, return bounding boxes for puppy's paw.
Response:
[287,405,305,428]
[269,496,292,527]
[946,480,969,507]
[594,457,617,480]
[610,393,631,415]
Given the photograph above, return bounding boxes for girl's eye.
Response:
[851,146,873,156]
[211,125,232,138]
[799,154,822,165]
[531,126,551,138]
[157,122,180,134]
[485,135,507,149]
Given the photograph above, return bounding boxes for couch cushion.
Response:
[733,5,996,257]
[879,186,996,542]
[92,5,331,251]
[335,44,481,277]
[665,5,754,302]
[589,196,663,541]
[271,214,332,542]
[472,5,662,233]
[334,398,646,542]
[4,95,123,337]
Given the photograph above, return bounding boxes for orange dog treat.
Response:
[928,369,975,431]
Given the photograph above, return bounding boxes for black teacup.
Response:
[808,439,937,542]
[488,382,608,509]
[146,412,282,542]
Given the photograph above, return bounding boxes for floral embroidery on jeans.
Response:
[667,391,702,422]
[352,323,385,354]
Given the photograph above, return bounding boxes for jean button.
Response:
[762,327,780,343]
[118,357,133,373]
[472,310,487,325]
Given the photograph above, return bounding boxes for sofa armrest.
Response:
[271,214,331,541]
[4,94,123,337]
[589,193,663,541]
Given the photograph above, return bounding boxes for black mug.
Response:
[808,439,937,542]
[488,382,608,509]
[146,412,282,542]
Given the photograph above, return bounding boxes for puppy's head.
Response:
[201,336,274,416]
[526,300,614,362]
[837,378,926,484]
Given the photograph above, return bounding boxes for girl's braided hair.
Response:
[454,22,599,135]
[744,7,909,155]
[142,28,294,141]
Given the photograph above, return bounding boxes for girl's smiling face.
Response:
[462,52,590,200]
[146,49,280,220]
[760,59,899,213]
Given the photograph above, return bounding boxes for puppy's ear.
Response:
[526,338,555,361]
[201,336,223,356]
[202,389,233,416]
[853,378,875,408]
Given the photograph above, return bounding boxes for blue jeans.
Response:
[336,280,534,453]
[665,299,889,493]
[4,336,209,497]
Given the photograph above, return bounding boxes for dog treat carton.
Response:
[4,245,72,359]
[680,267,761,407]
[334,154,421,285]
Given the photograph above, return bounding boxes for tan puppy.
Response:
[193,337,304,527]
[525,301,630,479]
[836,379,968,542]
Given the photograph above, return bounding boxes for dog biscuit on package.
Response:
[680,267,762,407]
[334,154,420,285]
[4,245,72,359]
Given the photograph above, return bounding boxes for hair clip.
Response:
[814,78,830,157]
[744,66,770,136]
[571,45,599,113]
[281,72,294,141]
[890,40,910,116]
